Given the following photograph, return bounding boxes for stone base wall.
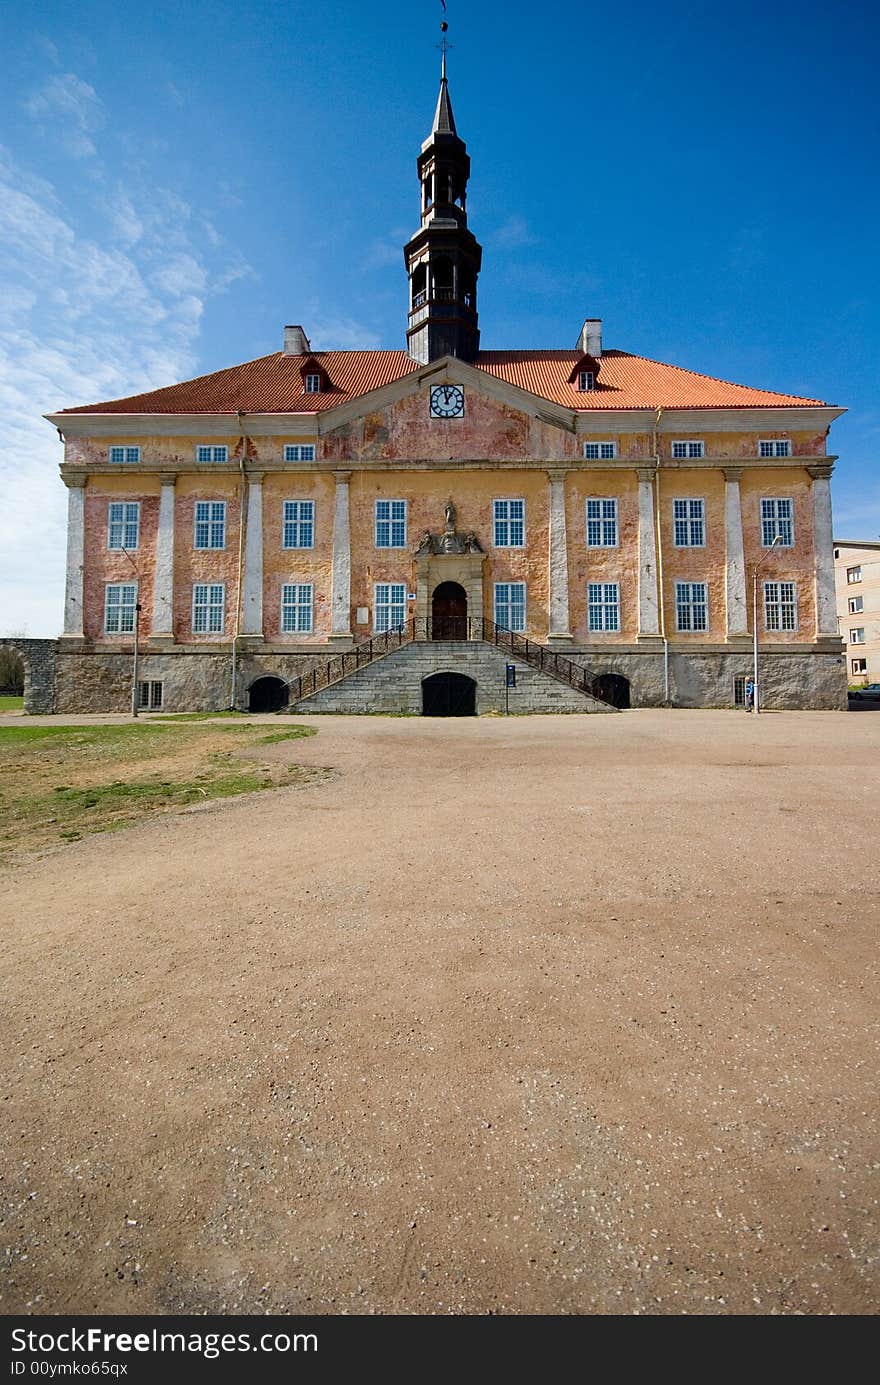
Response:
[568,648,848,711]
[0,639,58,714]
[298,641,615,714]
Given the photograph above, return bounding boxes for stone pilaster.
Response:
[723,467,749,639]
[330,470,352,645]
[808,463,838,637]
[636,467,661,639]
[151,473,176,642]
[240,472,264,638]
[61,473,86,639]
[547,469,572,643]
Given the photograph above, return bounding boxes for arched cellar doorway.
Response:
[594,673,631,709]
[422,671,476,717]
[248,676,290,713]
[431,581,467,640]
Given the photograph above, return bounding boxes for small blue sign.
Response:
[506,664,516,688]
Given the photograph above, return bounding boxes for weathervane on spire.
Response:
[437,1,451,80]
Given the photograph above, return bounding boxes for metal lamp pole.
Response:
[120,548,141,718]
[752,534,783,715]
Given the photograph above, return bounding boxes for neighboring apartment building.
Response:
[43,62,848,715]
[834,540,880,685]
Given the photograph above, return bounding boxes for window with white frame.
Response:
[847,565,862,583]
[192,583,225,634]
[852,657,867,674]
[493,498,525,547]
[848,595,864,614]
[675,581,708,632]
[109,446,140,464]
[586,497,618,547]
[577,371,595,392]
[375,499,407,548]
[281,583,313,634]
[282,500,314,549]
[583,441,616,460]
[284,444,316,462]
[673,498,705,546]
[759,439,791,458]
[764,581,798,632]
[196,445,228,463]
[672,440,705,459]
[304,374,321,394]
[849,627,866,644]
[761,497,794,547]
[104,583,137,634]
[194,500,226,549]
[107,501,140,551]
[374,582,407,633]
[494,582,526,632]
[137,680,164,710]
[588,582,620,632]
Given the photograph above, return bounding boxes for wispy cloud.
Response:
[489,215,538,251]
[307,311,381,351]
[24,73,105,159]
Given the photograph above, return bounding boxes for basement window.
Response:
[137,680,164,710]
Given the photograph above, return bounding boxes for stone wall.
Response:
[54,649,329,713]
[296,641,616,715]
[0,639,57,714]
[569,648,848,710]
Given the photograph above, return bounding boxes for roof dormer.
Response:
[299,356,331,396]
[568,353,602,392]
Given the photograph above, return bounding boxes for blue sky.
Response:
[2,0,878,635]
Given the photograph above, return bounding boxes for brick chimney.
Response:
[283,324,310,355]
[577,318,602,357]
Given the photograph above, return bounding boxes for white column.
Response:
[809,464,838,636]
[241,472,264,637]
[637,468,661,637]
[547,469,572,642]
[62,474,86,637]
[723,468,749,637]
[330,470,352,643]
[151,474,176,639]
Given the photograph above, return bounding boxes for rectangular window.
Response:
[493,498,525,547]
[849,627,866,644]
[137,680,164,710]
[304,374,321,394]
[764,581,798,632]
[848,595,864,614]
[733,674,747,708]
[761,497,794,547]
[281,583,314,634]
[583,442,617,460]
[284,444,316,462]
[759,439,791,458]
[195,445,228,463]
[192,583,225,634]
[108,446,140,464]
[672,440,705,459]
[282,500,315,549]
[107,501,140,551]
[673,498,705,547]
[587,582,620,632]
[675,581,708,632]
[852,658,867,675]
[194,500,226,549]
[374,582,407,633]
[494,582,526,632]
[846,566,862,583]
[586,497,618,547]
[104,582,137,634]
[578,371,595,392]
[374,499,407,548]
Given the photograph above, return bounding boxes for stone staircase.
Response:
[293,638,616,715]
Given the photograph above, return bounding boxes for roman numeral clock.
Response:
[429,384,465,418]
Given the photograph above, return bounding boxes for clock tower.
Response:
[404,44,482,364]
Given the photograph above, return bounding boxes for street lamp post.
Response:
[752,534,783,715]
[120,548,141,718]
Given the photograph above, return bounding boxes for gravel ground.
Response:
[1,709,877,1316]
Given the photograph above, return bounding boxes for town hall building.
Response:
[41,57,847,716]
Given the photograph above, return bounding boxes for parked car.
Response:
[849,683,880,700]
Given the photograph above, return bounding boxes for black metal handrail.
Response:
[289,617,616,707]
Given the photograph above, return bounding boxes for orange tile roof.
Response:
[59,347,827,415]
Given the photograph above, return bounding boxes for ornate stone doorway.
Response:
[422,672,477,717]
[431,581,468,640]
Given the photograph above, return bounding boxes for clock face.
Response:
[430,384,465,419]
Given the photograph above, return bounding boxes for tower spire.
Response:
[402,7,482,363]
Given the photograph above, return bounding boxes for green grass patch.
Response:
[0,694,23,711]
[257,727,317,744]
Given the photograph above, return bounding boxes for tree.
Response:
[0,646,25,693]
